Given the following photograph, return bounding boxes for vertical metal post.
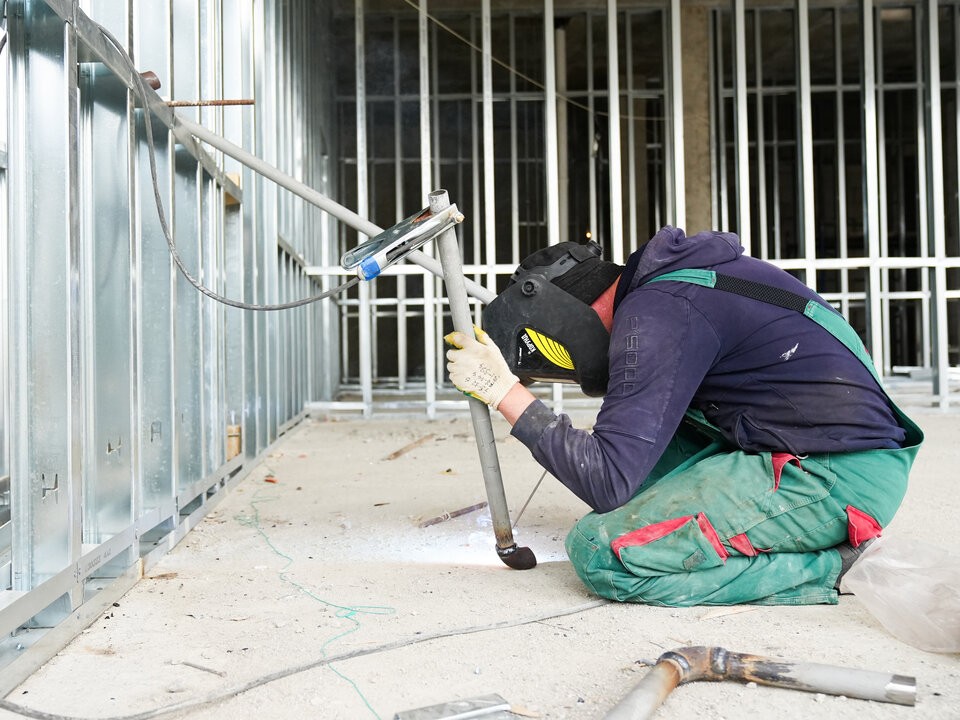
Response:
[915,7,932,373]
[420,0,437,418]
[752,12,769,259]
[355,0,373,417]
[0,33,8,559]
[8,0,81,614]
[669,0,686,229]
[393,18,408,392]
[79,3,135,547]
[607,0,624,264]
[733,0,752,254]
[544,0,564,412]
[470,15,482,295]
[863,0,886,373]
[877,13,892,378]
[626,14,638,248]
[588,14,598,239]
[481,0,496,290]
[556,15,570,245]
[926,0,950,406]
[715,9,730,231]
[835,9,851,316]
[545,0,560,247]
[509,15,520,263]
[431,190,536,571]
[797,0,816,288]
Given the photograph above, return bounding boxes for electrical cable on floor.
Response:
[96,22,359,312]
[234,486,392,719]
[0,600,610,720]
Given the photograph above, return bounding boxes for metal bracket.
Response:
[40,473,59,500]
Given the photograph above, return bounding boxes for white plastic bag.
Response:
[841,534,960,654]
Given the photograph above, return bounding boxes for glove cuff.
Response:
[488,374,520,411]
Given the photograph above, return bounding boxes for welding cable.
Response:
[512,468,549,529]
[96,22,359,312]
[0,600,610,720]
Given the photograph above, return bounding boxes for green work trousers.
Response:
[565,410,923,606]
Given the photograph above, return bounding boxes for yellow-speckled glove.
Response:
[444,325,519,410]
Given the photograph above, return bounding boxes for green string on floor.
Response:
[234,488,394,719]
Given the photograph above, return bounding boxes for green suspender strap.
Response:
[647,269,923,447]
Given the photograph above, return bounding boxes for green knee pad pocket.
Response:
[613,515,727,576]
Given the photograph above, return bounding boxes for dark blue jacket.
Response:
[510,227,905,513]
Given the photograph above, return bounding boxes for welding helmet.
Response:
[482,241,622,397]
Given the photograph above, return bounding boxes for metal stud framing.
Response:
[1,0,338,686]
[326,3,674,416]
[713,0,958,402]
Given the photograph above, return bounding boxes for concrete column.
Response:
[680,4,712,233]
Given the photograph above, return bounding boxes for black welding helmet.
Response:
[482,241,622,397]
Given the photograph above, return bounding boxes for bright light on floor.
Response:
[336,512,570,567]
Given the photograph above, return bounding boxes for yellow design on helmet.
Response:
[525,328,575,370]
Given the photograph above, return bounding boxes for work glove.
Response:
[444,325,519,410]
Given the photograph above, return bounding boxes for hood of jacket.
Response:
[614,226,743,311]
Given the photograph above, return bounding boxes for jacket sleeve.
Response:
[510,290,721,513]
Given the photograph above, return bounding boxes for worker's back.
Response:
[604,227,905,456]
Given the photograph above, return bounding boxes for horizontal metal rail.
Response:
[176,115,496,305]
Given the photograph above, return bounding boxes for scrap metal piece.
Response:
[418,502,488,529]
[385,433,436,461]
[394,693,513,720]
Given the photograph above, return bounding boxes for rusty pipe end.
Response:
[657,646,725,685]
[139,71,162,91]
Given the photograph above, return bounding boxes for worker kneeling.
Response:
[445,227,923,606]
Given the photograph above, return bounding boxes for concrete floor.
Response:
[1,402,959,720]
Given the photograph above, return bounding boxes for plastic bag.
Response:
[841,534,960,654]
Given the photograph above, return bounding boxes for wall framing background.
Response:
[0,0,339,686]
[1,0,958,687]
[321,0,959,416]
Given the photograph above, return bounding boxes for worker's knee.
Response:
[566,518,623,599]
[565,516,664,604]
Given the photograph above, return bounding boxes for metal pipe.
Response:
[430,190,536,571]
[174,114,496,305]
[604,646,916,720]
